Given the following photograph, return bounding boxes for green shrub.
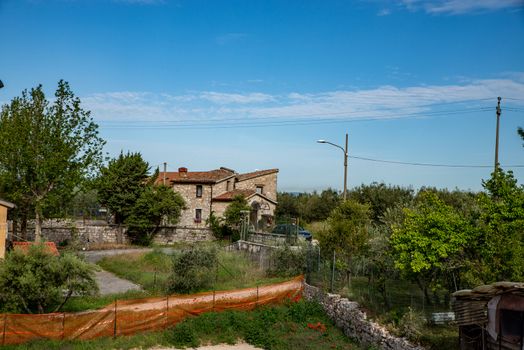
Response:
[167,245,218,293]
[268,245,306,277]
[168,321,198,348]
[397,307,425,341]
[0,245,98,313]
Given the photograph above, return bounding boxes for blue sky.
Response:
[1,0,524,192]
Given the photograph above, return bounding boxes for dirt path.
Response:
[94,269,142,295]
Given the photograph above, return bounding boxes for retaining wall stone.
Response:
[303,283,425,350]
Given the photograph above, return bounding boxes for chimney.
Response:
[178,167,188,177]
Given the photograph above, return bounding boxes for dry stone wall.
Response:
[18,219,212,246]
[303,283,425,350]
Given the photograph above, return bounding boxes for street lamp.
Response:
[317,133,348,200]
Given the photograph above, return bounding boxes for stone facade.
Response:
[160,167,279,231]
[19,219,212,246]
[303,283,425,350]
[235,172,278,202]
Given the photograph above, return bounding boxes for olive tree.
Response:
[0,81,105,241]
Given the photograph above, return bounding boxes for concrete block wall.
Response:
[303,283,425,350]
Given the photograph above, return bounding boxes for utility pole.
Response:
[317,132,349,201]
[494,97,501,171]
[163,162,167,185]
[343,133,348,201]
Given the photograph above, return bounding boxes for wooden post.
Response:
[2,313,7,346]
[62,313,66,340]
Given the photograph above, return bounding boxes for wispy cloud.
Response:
[400,0,524,14]
[113,0,166,5]
[377,8,392,16]
[82,77,524,125]
[216,33,248,45]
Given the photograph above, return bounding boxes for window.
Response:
[226,180,231,191]
[256,185,263,194]
[196,185,203,198]
[195,209,202,223]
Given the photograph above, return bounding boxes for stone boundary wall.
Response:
[15,219,213,245]
[303,283,425,350]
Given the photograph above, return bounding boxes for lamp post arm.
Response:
[322,141,345,154]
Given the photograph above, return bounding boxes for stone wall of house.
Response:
[235,172,278,202]
[303,283,425,350]
[19,219,213,246]
[172,183,212,228]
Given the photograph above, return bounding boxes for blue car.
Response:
[272,224,312,240]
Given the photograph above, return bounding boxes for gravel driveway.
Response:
[81,248,174,295]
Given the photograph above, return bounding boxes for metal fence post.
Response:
[330,250,336,293]
[113,299,117,339]
[165,296,169,329]
[62,313,66,340]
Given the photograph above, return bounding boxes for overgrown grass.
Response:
[61,290,151,312]
[309,268,458,349]
[4,301,364,350]
[97,248,288,294]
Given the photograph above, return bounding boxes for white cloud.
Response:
[216,33,248,45]
[113,0,166,4]
[400,0,524,14]
[199,92,275,104]
[377,8,392,16]
[82,77,524,125]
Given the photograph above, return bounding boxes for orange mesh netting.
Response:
[1,276,303,345]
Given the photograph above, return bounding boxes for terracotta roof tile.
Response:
[213,189,256,201]
[156,168,235,184]
[236,169,279,182]
[13,242,60,256]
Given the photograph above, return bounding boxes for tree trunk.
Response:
[34,206,43,242]
[20,212,27,240]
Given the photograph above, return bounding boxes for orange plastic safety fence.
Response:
[1,276,303,346]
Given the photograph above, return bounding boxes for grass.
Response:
[97,248,288,294]
[61,290,151,312]
[309,269,459,350]
[4,300,364,350]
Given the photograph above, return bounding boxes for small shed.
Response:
[452,282,524,350]
[0,198,16,259]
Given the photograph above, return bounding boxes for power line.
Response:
[349,155,524,168]
[98,107,491,130]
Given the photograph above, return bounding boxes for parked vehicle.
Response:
[271,224,312,240]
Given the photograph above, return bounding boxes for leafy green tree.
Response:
[317,199,371,287]
[224,195,251,228]
[0,245,98,313]
[95,151,149,224]
[126,185,185,245]
[390,191,471,302]
[0,81,105,241]
[349,182,414,224]
[476,168,524,282]
[275,192,300,222]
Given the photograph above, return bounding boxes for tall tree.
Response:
[476,168,524,282]
[126,185,185,245]
[0,81,105,241]
[317,199,371,288]
[390,191,471,301]
[95,151,149,224]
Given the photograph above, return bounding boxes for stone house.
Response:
[0,198,15,259]
[156,167,278,231]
